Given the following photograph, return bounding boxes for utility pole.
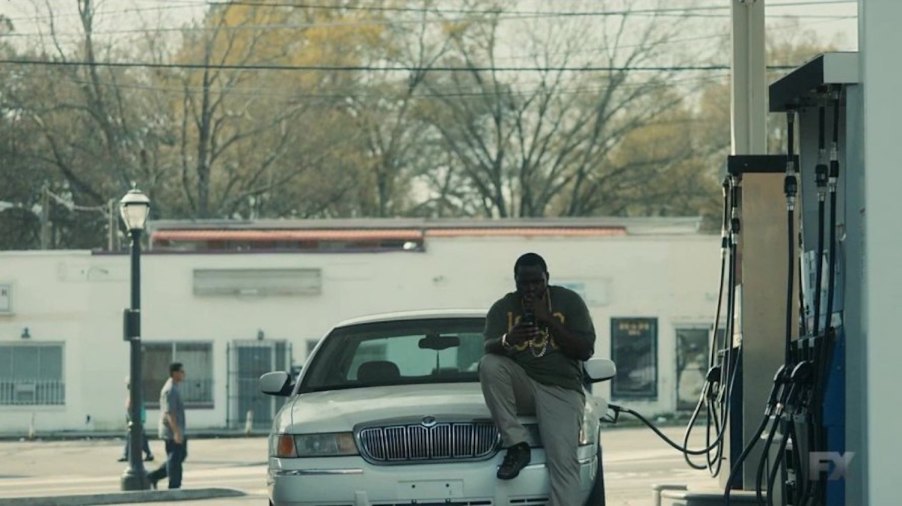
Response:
[729,0,788,491]
[107,198,118,252]
[39,184,50,249]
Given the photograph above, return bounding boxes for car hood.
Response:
[276,383,491,433]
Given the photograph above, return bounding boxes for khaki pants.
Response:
[478,353,585,506]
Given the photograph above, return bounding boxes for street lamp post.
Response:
[119,187,151,491]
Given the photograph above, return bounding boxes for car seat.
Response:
[357,360,401,383]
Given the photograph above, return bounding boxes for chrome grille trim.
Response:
[357,422,500,464]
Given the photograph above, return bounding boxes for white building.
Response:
[0,218,720,434]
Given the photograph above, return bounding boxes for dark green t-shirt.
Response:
[484,285,596,392]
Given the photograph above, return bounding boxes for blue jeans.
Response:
[149,438,188,489]
[121,429,152,458]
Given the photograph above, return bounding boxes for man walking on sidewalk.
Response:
[117,379,154,463]
[148,362,187,489]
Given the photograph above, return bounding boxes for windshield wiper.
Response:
[297,384,363,394]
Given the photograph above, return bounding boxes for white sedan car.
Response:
[260,310,615,506]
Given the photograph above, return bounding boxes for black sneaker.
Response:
[496,442,531,480]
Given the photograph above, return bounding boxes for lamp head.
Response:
[119,187,150,232]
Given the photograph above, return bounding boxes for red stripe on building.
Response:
[425,228,626,237]
[152,230,424,241]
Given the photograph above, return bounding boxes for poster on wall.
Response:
[610,317,658,399]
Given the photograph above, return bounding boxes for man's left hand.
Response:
[526,293,552,324]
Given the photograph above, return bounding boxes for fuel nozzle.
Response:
[783,361,814,415]
[701,365,721,401]
[816,103,829,200]
[829,89,841,190]
[815,162,829,199]
[763,365,789,416]
[729,177,741,244]
[721,177,731,249]
[784,173,798,211]
[784,110,798,211]
[706,365,722,383]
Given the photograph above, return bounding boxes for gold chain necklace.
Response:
[529,329,550,357]
[524,291,552,358]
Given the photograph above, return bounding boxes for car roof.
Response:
[333,309,487,328]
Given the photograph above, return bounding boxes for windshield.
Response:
[299,317,486,393]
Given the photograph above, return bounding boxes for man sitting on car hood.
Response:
[480,252,597,506]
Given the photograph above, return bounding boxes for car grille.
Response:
[373,502,492,506]
[357,421,500,463]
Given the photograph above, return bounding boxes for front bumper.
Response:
[268,446,597,505]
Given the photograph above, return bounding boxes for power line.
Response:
[52,70,733,102]
[0,15,850,39]
[0,58,798,73]
[0,2,856,38]
[0,16,855,40]
[1,3,202,24]
[203,0,856,18]
[0,15,853,62]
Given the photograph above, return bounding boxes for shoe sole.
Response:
[496,459,531,480]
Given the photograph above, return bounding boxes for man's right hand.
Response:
[506,322,540,347]
[174,432,183,444]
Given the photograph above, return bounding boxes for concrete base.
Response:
[662,488,764,505]
[120,467,149,491]
[652,483,688,506]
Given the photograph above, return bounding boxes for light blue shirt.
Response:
[158,378,186,440]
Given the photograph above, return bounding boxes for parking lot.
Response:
[0,425,721,506]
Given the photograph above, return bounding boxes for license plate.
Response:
[396,479,464,499]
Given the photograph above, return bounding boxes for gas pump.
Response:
[723,52,856,506]
[616,53,860,506]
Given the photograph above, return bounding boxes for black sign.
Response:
[610,317,658,399]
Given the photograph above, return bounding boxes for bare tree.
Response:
[418,0,698,218]
[341,0,455,217]
[0,0,173,248]
[155,2,408,219]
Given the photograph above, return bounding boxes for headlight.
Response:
[273,432,358,458]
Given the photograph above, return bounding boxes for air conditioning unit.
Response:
[14,382,36,403]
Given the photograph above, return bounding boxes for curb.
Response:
[0,487,246,506]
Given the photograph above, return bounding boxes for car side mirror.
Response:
[259,371,294,396]
[584,358,616,383]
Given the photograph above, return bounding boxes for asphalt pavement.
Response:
[0,426,726,506]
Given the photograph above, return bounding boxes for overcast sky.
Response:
[0,0,858,55]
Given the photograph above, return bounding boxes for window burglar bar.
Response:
[0,379,66,405]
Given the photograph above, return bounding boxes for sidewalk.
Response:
[0,437,268,506]
[0,426,723,506]
[0,489,245,506]
[0,428,270,442]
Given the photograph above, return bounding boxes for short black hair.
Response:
[514,252,547,275]
[170,362,184,375]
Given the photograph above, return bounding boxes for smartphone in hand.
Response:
[521,307,536,327]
